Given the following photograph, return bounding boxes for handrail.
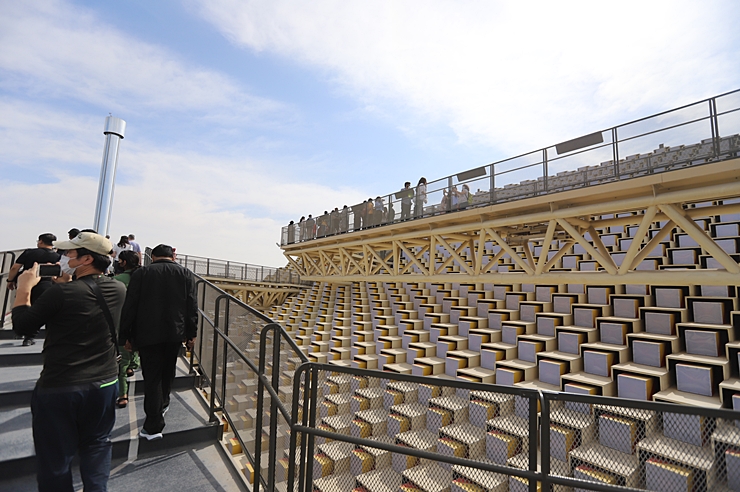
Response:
[281,88,740,246]
[1,250,22,327]
[177,252,309,285]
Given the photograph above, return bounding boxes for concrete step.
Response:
[0,356,196,409]
[0,440,246,491]
[0,379,219,480]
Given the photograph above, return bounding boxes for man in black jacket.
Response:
[119,244,197,440]
[12,232,124,492]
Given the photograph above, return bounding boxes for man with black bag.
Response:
[12,232,125,492]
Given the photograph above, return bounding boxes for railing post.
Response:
[208,297,222,423]
[612,127,620,178]
[542,148,548,194]
[489,163,495,203]
[268,327,281,491]
[710,97,720,158]
[539,392,550,492]
[304,366,319,492]
[206,258,210,276]
[447,176,453,213]
[226,261,230,278]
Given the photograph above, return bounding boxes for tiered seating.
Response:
[310,375,532,492]
[273,197,740,411]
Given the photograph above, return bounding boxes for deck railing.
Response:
[281,88,740,246]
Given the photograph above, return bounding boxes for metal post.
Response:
[447,176,453,213]
[528,393,539,492]
[612,127,620,178]
[304,366,319,492]
[208,297,222,424]
[539,393,550,491]
[710,97,720,158]
[93,116,126,236]
[542,149,548,194]
[226,261,230,279]
[206,258,210,276]
[268,329,281,491]
[489,164,495,203]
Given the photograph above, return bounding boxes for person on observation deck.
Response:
[400,181,413,221]
[415,177,427,218]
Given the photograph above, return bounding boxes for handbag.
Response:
[80,276,122,362]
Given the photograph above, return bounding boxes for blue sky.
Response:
[1,0,739,265]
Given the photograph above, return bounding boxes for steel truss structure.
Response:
[203,277,303,312]
[283,160,740,286]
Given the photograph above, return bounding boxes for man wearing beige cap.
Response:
[12,232,126,492]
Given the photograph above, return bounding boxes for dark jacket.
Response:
[13,275,126,387]
[119,259,197,347]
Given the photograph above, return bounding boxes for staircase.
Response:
[0,328,247,491]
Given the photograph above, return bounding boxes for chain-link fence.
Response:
[542,390,740,492]
[292,364,542,492]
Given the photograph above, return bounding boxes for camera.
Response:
[37,264,62,278]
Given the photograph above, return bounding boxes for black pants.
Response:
[32,380,118,492]
[138,342,180,434]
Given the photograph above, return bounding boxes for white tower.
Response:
[93,116,126,237]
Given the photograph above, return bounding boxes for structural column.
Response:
[93,116,126,237]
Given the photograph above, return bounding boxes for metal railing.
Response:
[192,275,740,492]
[1,249,23,327]
[177,253,307,285]
[281,88,740,246]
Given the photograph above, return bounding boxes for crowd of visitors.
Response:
[285,176,477,244]
[8,228,195,490]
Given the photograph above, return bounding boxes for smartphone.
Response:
[37,264,62,278]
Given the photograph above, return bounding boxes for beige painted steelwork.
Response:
[202,277,304,312]
[282,160,740,286]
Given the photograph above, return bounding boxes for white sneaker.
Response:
[140,429,163,441]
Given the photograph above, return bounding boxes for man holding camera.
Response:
[12,232,126,492]
[6,233,61,346]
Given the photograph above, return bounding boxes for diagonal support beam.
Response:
[630,220,675,269]
[365,244,393,275]
[535,220,557,275]
[484,228,534,275]
[543,240,575,273]
[618,206,657,274]
[340,247,363,275]
[557,219,617,275]
[397,241,429,275]
[587,225,618,273]
[434,235,474,275]
[482,247,508,273]
[660,203,740,273]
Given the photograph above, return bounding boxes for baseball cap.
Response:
[53,232,113,255]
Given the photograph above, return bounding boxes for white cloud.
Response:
[0,101,367,264]
[0,0,286,122]
[194,0,740,154]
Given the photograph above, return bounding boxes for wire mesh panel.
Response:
[542,391,740,492]
[300,365,540,492]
